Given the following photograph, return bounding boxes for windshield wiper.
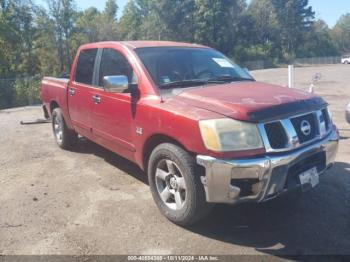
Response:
[159,76,254,89]
[159,79,207,89]
[207,76,255,83]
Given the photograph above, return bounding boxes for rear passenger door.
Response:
[68,48,98,137]
[90,48,136,157]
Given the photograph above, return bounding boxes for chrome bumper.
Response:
[196,126,339,204]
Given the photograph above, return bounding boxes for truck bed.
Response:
[42,77,69,85]
[41,76,72,128]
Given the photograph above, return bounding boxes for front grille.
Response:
[261,108,331,152]
[285,152,326,189]
[264,122,288,149]
[291,113,318,144]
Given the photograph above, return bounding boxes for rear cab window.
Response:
[75,48,98,85]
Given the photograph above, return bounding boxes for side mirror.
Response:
[103,75,129,93]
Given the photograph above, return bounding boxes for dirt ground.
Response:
[0,64,349,257]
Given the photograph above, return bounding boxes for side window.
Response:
[99,48,134,87]
[75,48,98,85]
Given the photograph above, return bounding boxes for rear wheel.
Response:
[148,143,213,226]
[52,108,78,150]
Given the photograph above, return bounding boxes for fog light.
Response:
[231,179,259,197]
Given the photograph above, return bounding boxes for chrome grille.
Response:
[264,122,288,149]
[290,113,318,143]
[259,108,332,152]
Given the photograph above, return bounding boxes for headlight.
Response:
[199,118,263,152]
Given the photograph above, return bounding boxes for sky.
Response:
[37,0,349,28]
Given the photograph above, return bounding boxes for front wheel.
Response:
[148,143,213,226]
[52,108,78,150]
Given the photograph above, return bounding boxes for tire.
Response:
[52,108,78,150]
[148,143,213,226]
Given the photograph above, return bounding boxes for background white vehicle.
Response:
[342,57,350,64]
[346,102,350,123]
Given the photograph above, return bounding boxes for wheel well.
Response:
[143,134,188,171]
[50,101,59,113]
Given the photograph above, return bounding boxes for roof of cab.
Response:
[79,41,209,50]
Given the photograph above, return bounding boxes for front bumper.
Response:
[196,125,339,204]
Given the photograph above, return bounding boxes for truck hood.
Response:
[170,81,328,122]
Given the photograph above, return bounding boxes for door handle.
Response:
[92,95,101,104]
[68,88,76,96]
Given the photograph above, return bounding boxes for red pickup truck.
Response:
[41,41,339,225]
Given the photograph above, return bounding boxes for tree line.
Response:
[1,0,350,109]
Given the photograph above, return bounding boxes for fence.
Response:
[241,56,342,71]
[241,60,267,71]
[0,76,42,110]
[294,56,341,66]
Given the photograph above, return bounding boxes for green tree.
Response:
[150,0,196,41]
[233,0,278,63]
[35,7,61,76]
[0,1,17,77]
[0,0,37,77]
[248,0,278,45]
[134,0,164,40]
[298,19,338,57]
[47,0,76,73]
[119,0,165,40]
[271,0,315,60]
[104,0,118,21]
[118,0,143,40]
[72,7,100,44]
[193,0,246,54]
[72,1,119,47]
[0,0,38,108]
[332,13,350,53]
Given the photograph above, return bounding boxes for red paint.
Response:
[41,41,320,170]
[174,81,315,121]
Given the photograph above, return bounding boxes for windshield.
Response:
[135,47,254,89]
